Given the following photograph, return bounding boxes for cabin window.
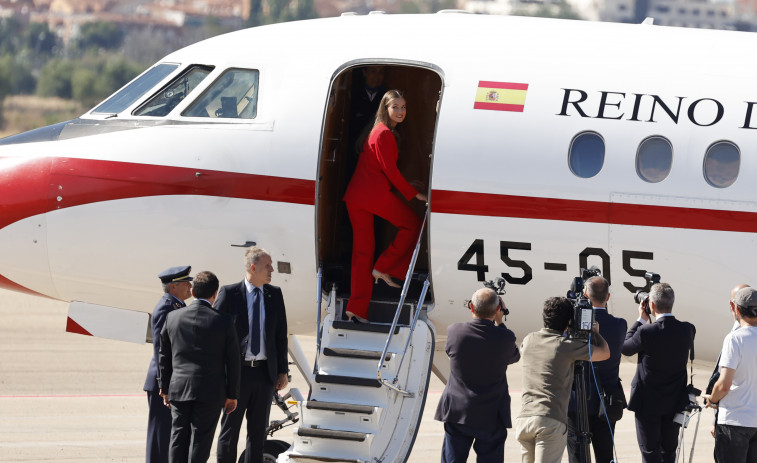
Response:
[92,63,178,115]
[569,131,604,178]
[704,141,740,188]
[183,68,259,119]
[636,136,672,183]
[133,65,214,117]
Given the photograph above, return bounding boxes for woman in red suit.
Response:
[343,89,428,323]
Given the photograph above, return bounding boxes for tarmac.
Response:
[0,288,717,463]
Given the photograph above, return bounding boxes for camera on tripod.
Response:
[633,272,661,315]
[463,277,509,317]
[566,267,601,340]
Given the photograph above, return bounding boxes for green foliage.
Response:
[400,0,457,13]
[511,2,583,20]
[37,54,143,107]
[71,67,98,108]
[22,22,59,56]
[37,59,75,99]
[73,21,125,52]
[0,17,22,55]
[0,55,35,94]
[246,0,317,27]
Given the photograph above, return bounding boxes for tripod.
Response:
[573,361,593,463]
[674,402,702,463]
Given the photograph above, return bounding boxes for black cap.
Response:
[158,266,193,284]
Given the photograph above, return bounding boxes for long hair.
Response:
[371,89,404,143]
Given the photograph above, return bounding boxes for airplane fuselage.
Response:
[1,13,755,360]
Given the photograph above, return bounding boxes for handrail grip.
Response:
[313,266,323,375]
[377,208,429,383]
[392,278,430,384]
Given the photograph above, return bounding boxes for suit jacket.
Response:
[144,294,185,392]
[348,78,385,155]
[214,281,288,385]
[343,123,418,212]
[158,299,240,404]
[622,315,695,416]
[570,308,628,415]
[434,318,520,431]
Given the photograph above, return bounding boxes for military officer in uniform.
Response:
[144,265,193,463]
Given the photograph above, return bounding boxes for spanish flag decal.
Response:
[474,81,529,112]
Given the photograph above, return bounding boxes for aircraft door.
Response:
[316,64,442,315]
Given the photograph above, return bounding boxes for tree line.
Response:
[0,0,319,128]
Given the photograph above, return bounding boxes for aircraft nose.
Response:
[0,153,56,296]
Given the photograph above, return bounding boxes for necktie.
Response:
[250,287,261,355]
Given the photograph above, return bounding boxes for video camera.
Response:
[566,267,601,340]
[633,272,661,316]
[463,277,509,318]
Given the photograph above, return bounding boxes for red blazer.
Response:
[344,123,417,208]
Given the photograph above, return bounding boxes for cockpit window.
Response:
[92,63,178,115]
[182,69,259,119]
[133,65,214,117]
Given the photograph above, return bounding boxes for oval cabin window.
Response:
[569,132,605,178]
[704,141,740,188]
[636,136,673,183]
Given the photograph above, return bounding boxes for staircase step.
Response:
[286,454,365,463]
[323,347,391,361]
[297,427,368,442]
[315,373,381,388]
[302,400,382,434]
[331,320,400,334]
[305,401,375,414]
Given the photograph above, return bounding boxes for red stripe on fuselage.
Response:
[431,190,757,233]
[0,157,316,232]
[0,157,316,295]
[2,157,756,234]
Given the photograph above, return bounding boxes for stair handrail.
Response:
[313,266,323,375]
[392,277,430,384]
[376,207,429,395]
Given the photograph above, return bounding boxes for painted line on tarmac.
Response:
[0,440,145,448]
[0,393,144,398]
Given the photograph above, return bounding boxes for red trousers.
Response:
[345,195,421,319]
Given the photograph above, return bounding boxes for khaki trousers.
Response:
[515,415,568,463]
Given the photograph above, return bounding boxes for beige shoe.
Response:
[345,311,369,324]
[372,269,401,288]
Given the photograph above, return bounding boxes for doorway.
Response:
[316,63,442,317]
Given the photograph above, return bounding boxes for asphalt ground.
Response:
[0,289,717,462]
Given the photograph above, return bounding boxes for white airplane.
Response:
[0,11,753,462]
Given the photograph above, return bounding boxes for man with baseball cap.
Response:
[704,286,757,463]
[144,266,193,463]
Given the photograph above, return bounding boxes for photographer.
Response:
[703,286,757,463]
[707,283,748,443]
[435,287,520,463]
[567,276,627,463]
[622,282,696,463]
[515,297,609,463]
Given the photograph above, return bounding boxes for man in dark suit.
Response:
[568,276,628,463]
[216,247,289,463]
[622,282,695,463]
[144,265,193,463]
[434,287,520,463]
[348,65,386,160]
[158,271,240,463]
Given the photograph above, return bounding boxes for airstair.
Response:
[279,213,435,463]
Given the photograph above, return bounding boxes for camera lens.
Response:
[634,290,649,304]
